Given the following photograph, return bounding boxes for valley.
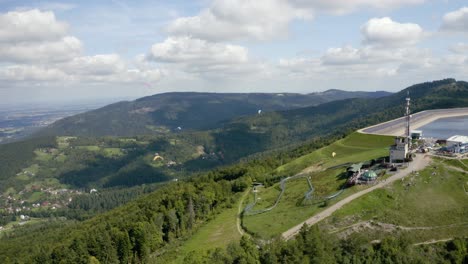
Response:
[3,1,468,262]
[0,102,108,144]
[0,79,467,263]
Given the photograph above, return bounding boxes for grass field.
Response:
[242,132,394,238]
[102,148,124,158]
[173,205,242,263]
[324,158,468,243]
[57,136,76,149]
[276,132,394,174]
[76,145,101,151]
[27,191,45,202]
[0,218,46,238]
[34,150,54,162]
[170,191,248,263]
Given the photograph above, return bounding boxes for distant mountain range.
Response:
[36,90,391,137]
[1,79,467,263]
[205,79,468,161]
[3,79,464,190]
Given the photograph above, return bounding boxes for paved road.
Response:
[282,154,431,240]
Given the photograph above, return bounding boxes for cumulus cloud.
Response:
[441,7,468,32]
[278,44,435,81]
[168,0,425,41]
[0,9,68,43]
[0,36,82,63]
[450,43,468,54]
[0,65,68,82]
[0,9,164,86]
[322,46,361,65]
[63,54,126,76]
[290,0,425,15]
[149,36,248,64]
[361,17,424,47]
[168,0,310,41]
[0,9,82,63]
[146,36,262,76]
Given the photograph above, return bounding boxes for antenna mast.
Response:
[405,91,411,144]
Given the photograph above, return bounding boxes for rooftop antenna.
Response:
[405,90,411,145]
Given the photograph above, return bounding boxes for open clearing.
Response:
[242,132,394,238]
[173,195,244,263]
[322,158,468,243]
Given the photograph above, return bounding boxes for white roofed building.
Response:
[447,135,468,147]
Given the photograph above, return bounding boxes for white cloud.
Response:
[322,46,361,65]
[63,54,126,76]
[0,65,67,82]
[0,9,164,87]
[0,9,68,43]
[149,36,248,64]
[441,7,468,32]
[0,36,82,63]
[279,44,436,81]
[168,0,310,41]
[290,0,425,14]
[0,55,165,85]
[168,0,426,41]
[0,9,82,63]
[450,43,468,54]
[146,36,262,76]
[361,17,424,47]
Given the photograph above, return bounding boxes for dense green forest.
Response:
[0,136,57,189]
[182,226,468,264]
[7,80,463,191]
[0,132,343,263]
[37,90,390,137]
[0,79,467,263]
[1,144,466,263]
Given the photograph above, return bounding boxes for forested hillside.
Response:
[0,79,467,263]
[225,79,468,145]
[36,90,390,137]
[0,80,466,197]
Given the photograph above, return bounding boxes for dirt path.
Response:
[413,238,454,246]
[237,188,250,237]
[282,154,431,240]
[446,165,467,173]
[330,220,468,235]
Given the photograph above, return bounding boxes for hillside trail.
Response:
[236,188,250,237]
[330,220,468,235]
[282,154,431,240]
[413,238,454,246]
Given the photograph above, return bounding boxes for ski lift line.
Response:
[244,171,345,216]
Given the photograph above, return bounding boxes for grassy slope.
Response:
[242,132,394,238]
[324,158,468,243]
[173,206,242,263]
[276,132,393,174]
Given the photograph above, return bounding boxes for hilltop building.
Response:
[446,135,468,147]
[389,92,411,163]
[444,135,468,154]
[411,130,423,140]
[360,170,377,182]
[390,137,408,163]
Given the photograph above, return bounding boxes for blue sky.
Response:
[1,0,468,104]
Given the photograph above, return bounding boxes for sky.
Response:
[0,0,468,104]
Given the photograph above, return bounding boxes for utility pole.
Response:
[405,91,411,148]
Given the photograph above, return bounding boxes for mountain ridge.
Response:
[36,90,391,137]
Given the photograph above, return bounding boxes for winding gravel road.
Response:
[282,154,431,240]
